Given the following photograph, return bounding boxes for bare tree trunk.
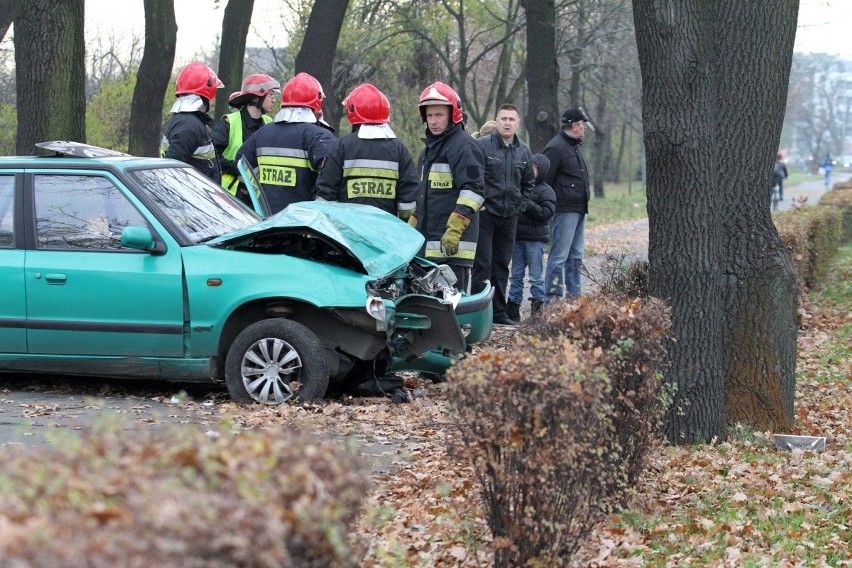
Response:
[14,0,86,152]
[215,0,255,118]
[613,121,627,183]
[295,0,349,132]
[128,0,176,157]
[591,64,611,198]
[634,0,798,444]
[521,0,559,153]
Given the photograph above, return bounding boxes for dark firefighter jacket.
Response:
[315,129,420,217]
[236,121,334,214]
[415,123,485,267]
[161,111,219,183]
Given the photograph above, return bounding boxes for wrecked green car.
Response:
[0,142,492,404]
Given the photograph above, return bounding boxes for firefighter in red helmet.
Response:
[236,72,335,213]
[409,81,485,294]
[315,83,419,220]
[161,62,224,182]
[212,73,280,205]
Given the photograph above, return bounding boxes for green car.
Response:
[0,142,493,404]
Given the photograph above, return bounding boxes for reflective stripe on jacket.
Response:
[161,111,220,182]
[236,121,334,214]
[315,133,419,216]
[415,123,485,267]
[218,110,272,195]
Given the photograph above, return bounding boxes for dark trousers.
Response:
[472,210,518,318]
[445,263,472,295]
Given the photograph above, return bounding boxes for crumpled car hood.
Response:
[209,201,425,278]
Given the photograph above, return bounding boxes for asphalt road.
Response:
[776,171,850,211]
[0,376,225,449]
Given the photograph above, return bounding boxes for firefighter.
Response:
[315,83,419,219]
[212,74,280,205]
[409,82,485,294]
[161,62,224,182]
[236,72,335,214]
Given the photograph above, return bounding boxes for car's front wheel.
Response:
[225,318,329,404]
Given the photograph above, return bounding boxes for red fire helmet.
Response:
[175,62,223,101]
[343,83,390,125]
[280,72,325,112]
[417,82,463,124]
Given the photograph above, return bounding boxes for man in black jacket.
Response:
[473,104,534,325]
[542,108,590,302]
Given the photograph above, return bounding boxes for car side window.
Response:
[0,175,13,247]
[34,174,147,250]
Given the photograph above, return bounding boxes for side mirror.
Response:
[121,226,162,254]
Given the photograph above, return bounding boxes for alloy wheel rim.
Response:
[240,337,303,404]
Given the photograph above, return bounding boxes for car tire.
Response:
[225,318,329,404]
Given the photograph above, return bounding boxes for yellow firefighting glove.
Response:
[440,212,470,256]
[407,214,418,228]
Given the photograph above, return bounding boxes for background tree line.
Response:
[0,0,830,445]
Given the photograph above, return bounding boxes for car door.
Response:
[24,170,186,357]
[0,173,26,353]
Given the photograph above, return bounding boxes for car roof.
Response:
[0,141,184,170]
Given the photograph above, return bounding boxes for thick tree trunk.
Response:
[128,0,176,157]
[295,0,349,132]
[633,0,798,444]
[215,0,255,118]
[521,0,559,153]
[14,0,86,152]
[715,0,798,431]
[0,0,22,42]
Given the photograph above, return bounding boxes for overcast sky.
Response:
[84,0,852,66]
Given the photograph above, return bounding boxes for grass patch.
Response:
[587,182,648,226]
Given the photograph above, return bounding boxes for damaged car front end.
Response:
[208,201,493,403]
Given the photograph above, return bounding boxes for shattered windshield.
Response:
[129,166,259,243]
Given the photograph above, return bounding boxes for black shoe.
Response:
[506,301,521,322]
[493,314,520,326]
[530,299,544,315]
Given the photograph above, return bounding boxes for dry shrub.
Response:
[775,206,843,290]
[447,339,619,566]
[818,186,852,242]
[593,253,650,298]
[0,424,367,568]
[530,295,672,490]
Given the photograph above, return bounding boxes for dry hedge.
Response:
[530,295,672,489]
[0,424,368,568]
[448,294,672,567]
[818,185,852,242]
[448,338,618,567]
[775,205,843,291]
